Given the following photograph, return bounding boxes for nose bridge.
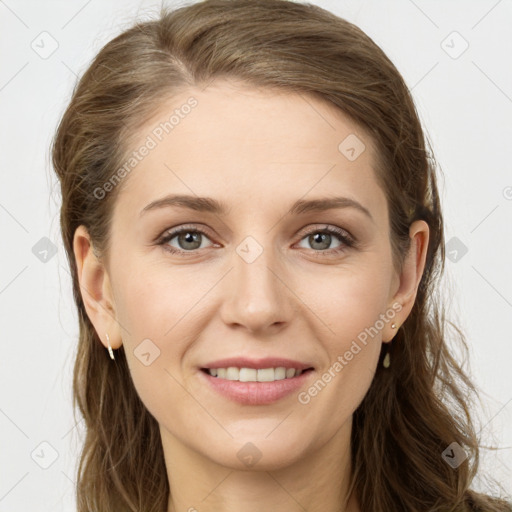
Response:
[221,232,292,332]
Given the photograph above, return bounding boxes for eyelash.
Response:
[156,224,356,258]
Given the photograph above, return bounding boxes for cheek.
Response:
[302,261,392,341]
[294,271,389,430]
[113,260,195,342]
[111,262,215,409]
[298,263,390,396]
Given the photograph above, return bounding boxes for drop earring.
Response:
[383,323,397,368]
[382,350,391,368]
[106,333,115,360]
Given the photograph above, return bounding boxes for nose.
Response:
[219,240,294,335]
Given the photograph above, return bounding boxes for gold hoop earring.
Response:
[106,333,115,360]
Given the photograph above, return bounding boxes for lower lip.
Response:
[199,369,314,405]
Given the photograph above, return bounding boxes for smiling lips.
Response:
[199,356,315,405]
[201,356,314,381]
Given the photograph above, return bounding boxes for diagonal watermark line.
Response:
[0,0,29,28]
[61,0,92,29]
[407,0,439,29]
[411,61,439,91]
[472,0,503,30]
[163,367,234,438]
[163,267,234,337]
[471,265,512,308]
[0,408,29,438]
[265,472,308,511]
[0,202,29,233]
[265,410,294,438]
[0,472,29,502]
[472,61,512,104]
[266,266,336,335]
[200,470,234,503]
[60,417,84,439]
[60,470,75,485]
[0,62,29,92]
[476,397,512,437]
[470,204,499,233]
[299,94,336,130]
[0,266,28,295]
[61,60,78,78]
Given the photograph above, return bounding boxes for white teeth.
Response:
[206,366,307,381]
[226,367,239,380]
[257,368,275,382]
[239,368,257,382]
[274,367,286,380]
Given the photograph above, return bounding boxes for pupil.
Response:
[311,233,329,250]
[180,232,200,249]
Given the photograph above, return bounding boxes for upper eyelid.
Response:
[159,224,214,241]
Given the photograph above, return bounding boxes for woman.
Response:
[51,0,511,510]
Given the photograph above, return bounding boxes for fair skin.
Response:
[74,79,429,512]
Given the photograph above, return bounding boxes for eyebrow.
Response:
[140,194,373,222]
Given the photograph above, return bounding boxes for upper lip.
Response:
[201,357,314,371]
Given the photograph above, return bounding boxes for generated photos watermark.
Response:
[297,302,402,405]
[93,96,198,200]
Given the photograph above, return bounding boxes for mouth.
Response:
[198,359,316,405]
[200,366,315,382]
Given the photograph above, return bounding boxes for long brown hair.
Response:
[51,1,511,510]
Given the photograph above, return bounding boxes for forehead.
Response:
[114,80,386,222]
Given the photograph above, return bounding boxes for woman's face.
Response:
[78,79,427,471]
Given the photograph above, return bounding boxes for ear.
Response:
[382,219,430,342]
[73,225,123,351]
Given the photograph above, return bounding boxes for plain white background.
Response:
[1,0,511,510]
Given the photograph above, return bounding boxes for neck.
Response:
[162,418,360,512]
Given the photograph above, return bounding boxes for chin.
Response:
[204,436,307,472]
